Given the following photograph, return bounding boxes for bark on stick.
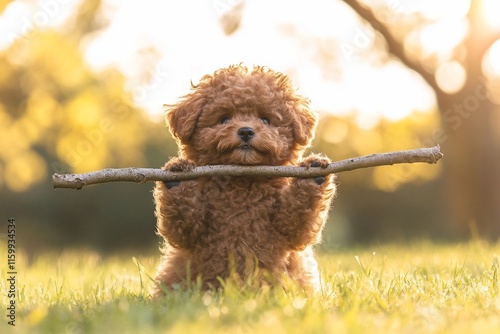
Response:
[52,145,443,190]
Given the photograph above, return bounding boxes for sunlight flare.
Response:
[436,61,467,94]
[482,39,500,79]
[482,0,500,29]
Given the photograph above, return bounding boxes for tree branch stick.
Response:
[52,145,443,190]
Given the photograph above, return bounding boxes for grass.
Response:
[1,241,500,333]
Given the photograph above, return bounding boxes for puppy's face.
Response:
[166,65,317,166]
[191,104,294,165]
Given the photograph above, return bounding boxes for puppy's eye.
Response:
[260,117,270,125]
[220,116,231,124]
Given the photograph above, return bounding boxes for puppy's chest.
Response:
[200,178,282,227]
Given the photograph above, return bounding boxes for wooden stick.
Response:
[52,145,443,190]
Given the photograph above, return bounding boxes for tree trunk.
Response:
[438,0,500,238]
[344,0,500,239]
[439,83,500,239]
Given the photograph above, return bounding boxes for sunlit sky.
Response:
[1,0,499,126]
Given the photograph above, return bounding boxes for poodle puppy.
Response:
[153,64,336,295]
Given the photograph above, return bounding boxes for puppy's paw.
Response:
[300,154,331,169]
[164,158,196,172]
[299,154,331,185]
[162,158,196,189]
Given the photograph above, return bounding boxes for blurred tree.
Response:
[0,0,178,252]
[343,0,500,239]
[314,112,441,192]
[0,0,152,192]
[313,113,446,243]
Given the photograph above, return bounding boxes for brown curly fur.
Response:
[153,64,336,295]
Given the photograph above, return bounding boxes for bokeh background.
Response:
[1,0,499,254]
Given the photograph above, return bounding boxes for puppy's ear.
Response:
[289,100,318,147]
[165,92,206,143]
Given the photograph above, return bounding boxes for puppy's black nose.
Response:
[238,127,255,142]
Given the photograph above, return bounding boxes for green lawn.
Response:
[1,241,500,333]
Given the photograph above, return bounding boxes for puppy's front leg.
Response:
[277,154,336,250]
[154,158,205,249]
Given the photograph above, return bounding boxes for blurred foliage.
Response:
[0,0,178,252]
[313,111,442,192]
[313,112,446,244]
[0,30,153,192]
[0,0,9,14]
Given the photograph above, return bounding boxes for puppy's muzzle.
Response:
[238,127,255,142]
